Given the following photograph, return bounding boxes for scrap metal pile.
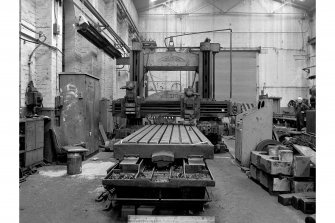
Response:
[283,135,315,150]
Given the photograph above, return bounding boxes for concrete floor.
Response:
[20,149,306,223]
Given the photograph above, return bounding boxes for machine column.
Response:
[211,43,220,99]
[199,41,211,99]
[199,41,220,100]
[130,41,144,97]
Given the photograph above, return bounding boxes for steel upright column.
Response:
[199,40,220,100]
[129,41,143,97]
[200,40,211,99]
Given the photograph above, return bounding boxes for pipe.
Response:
[27,32,46,82]
[192,72,197,88]
[302,65,316,69]
[19,34,63,54]
[164,28,232,47]
[19,0,22,109]
[72,1,119,47]
[117,0,141,42]
[164,28,233,99]
[109,197,211,202]
[258,86,309,89]
[140,11,306,16]
[180,71,182,92]
[20,22,40,34]
[145,31,307,34]
[79,0,130,53]
[229,30,232,99]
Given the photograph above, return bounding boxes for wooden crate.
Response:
[20,118,44,152]
[19,117,44,168]
[25,148,44,167]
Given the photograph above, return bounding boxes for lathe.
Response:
[100,39,238,212]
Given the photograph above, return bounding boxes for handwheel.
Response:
[288,100,296,108]
[255,139,281,152]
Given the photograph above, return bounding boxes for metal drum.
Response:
[67,152,82,175]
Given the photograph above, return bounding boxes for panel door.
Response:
[59,75,86,146]
[215,52,257,103]
[85,76,96,154]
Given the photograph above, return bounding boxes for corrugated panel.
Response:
[215,52,257,103]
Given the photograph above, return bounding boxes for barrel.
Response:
[67,152,82,175]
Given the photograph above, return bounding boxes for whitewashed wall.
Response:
[137,0,314,106]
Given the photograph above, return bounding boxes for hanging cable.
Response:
[19,34,63,54]
[28,32,46,82]
[164,28,233,98]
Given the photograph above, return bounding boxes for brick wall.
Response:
[64,0,123,101]
[20,0,37,107]
[20,0,138,114]
[138,0,313,106]
[20,0,62,109]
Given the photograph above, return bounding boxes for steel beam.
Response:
[78,0,130,52]
[117,0,141,42]
[144,52,199,71]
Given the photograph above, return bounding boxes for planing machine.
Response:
[100,39,237,211]
[102,124,215,211]
[112,38,238,147]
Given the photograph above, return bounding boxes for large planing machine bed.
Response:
[102,124,215,208]
[113,124,214,160]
